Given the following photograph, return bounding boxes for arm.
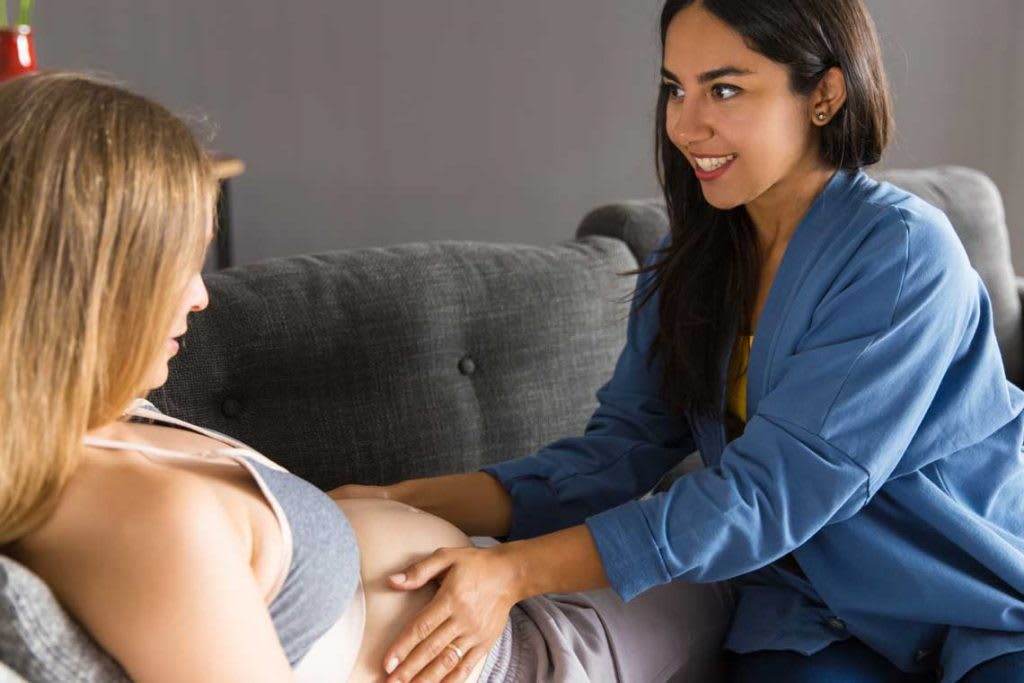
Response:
[391,471,514,538]
[23,469,295,683]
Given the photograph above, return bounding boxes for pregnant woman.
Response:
[0,73,732,682]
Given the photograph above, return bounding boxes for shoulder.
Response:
[22,454,245,589]
[857,175,971,275]
[836,175,974,294]
[806,174,978,338]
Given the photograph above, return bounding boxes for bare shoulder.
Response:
[17,451,239,602]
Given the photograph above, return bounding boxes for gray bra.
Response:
[82,399,363,678]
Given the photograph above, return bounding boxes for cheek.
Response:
[731,102,810,176]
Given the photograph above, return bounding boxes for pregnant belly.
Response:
[335,498,488,683]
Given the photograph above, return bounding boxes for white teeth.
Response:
[695,154,736,172]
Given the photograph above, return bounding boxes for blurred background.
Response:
[36,1,1024,270]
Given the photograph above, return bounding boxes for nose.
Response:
[668,97,713,150]
[190,274,210,313]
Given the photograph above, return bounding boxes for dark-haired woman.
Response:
[335,1,1024,682]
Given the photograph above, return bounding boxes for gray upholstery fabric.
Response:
[577,166,1024,385]
[150,237,638,490]
[573,199,671,265]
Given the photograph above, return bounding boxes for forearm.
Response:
[393,472,513,538]
[504,524,611,600]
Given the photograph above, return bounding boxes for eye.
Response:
[662,82,685,100]
[711,83,741,100]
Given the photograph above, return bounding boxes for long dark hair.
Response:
[640,0,892,421]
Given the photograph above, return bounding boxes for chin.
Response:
[144,363,170,391]
[701,189,745,211]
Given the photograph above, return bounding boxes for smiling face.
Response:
[661,3,827,211]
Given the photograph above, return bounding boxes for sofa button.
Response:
[458,356,476,376]
[914,649,930,663]
[222,398,243,417]
[825,616,847,631]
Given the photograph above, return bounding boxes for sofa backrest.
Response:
[577,166,1023,385]
[151,238,637,489]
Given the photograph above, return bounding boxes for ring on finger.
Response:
[444,642,465,661]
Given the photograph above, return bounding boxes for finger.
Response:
[386,619,460,683]
[383,600,452,679]
[438,644,485,683]
[390,548,454,591]
[409,638,473,683]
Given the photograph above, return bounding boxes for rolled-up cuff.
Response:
[480,459,564,540]
[586,499,671,602]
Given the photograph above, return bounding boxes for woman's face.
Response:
[661,3,824,210]
[143,226,213,390]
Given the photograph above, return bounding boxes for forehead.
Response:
[663,5,767,79]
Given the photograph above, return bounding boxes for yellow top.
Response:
[726,335,754,441]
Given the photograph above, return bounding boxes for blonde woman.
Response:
[0,72,732,683]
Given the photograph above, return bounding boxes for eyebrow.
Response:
[661,66,754,84]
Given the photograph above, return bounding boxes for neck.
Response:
[85,421,126,442]
[745,158,837,256]
[85,400,138,442]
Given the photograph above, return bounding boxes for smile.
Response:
[694,154,736,172]
[692,154,737,181]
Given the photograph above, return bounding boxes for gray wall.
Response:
[35,2,1024,271]
[865,0,1024,268]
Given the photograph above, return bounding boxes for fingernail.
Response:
[385,656,399,674]
[389,573,406,584]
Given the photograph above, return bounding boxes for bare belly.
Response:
[336,498,487,683]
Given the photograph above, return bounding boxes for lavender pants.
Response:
[471,538,735,683]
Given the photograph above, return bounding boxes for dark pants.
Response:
[726,637,1024,683]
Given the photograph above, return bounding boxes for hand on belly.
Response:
[335,498,488,683]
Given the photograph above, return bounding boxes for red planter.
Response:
[0,26,36,82]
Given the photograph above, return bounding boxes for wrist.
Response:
[495,540,536,602]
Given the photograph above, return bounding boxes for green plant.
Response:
[0,0,35,28]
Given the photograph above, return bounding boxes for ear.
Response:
[810,66,848,126]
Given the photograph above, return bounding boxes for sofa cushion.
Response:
[576,166,1023,384]
[151,237,638,490]
[0,556,128,682]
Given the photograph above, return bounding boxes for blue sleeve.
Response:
[586,206,980,601]
[481,238,697,540]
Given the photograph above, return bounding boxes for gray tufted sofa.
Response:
[1,166,1022,681]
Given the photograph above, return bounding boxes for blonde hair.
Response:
[0,72,216,544]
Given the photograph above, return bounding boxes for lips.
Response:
[692,154,737,181]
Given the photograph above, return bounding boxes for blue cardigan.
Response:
[482,169,1024,682]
